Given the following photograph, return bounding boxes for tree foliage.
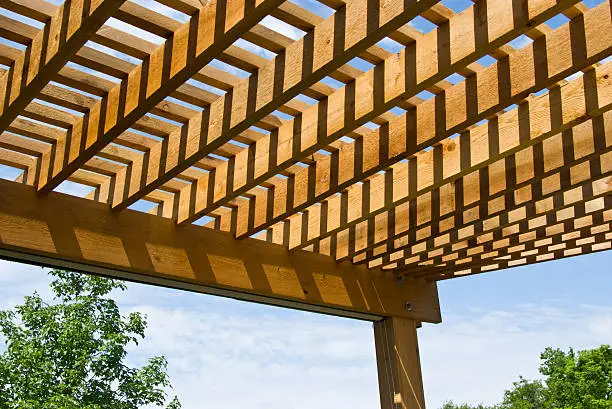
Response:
[0,269,180,409]
[440,401,499,409]
[540,345,612,409]
[501,377,548,409]
[441,344,612,409]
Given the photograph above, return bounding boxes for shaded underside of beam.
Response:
[0,179,441,323]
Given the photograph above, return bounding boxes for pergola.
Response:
[0,0,610,406]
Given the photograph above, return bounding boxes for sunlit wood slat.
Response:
[177,0,592,228]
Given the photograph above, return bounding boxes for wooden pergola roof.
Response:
[0,1,610,406]
[0,0,610,324]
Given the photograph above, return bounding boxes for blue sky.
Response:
[1,251,610,408]
[0,0,611,407]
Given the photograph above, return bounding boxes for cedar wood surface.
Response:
[0,0,610,318]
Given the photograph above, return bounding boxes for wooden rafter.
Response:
[234,11,612,243]
[36,0,290,192]
[96,0,444,211]
[0,0,125,132]
[38,0,443,200]
[302,63,612,260]
[176,0,592,227]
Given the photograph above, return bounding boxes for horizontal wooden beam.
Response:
[411,215,612,280]
[0,178,441,322]
[177,0,588,227]
[105,0,442,211]
[280,31,612,253]
[36,0,288,193]
[347,112,612,267]
[0,0,125,132]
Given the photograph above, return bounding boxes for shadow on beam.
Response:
[0,179,441,323]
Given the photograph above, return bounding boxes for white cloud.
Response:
[122,297,612,409]
[125,304,380,409]
[0,260,53,307]
[419,303,612,408]
[260,16,305,40]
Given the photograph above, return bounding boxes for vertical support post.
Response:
[374,317,425,409]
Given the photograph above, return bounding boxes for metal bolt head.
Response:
[404,301,413,312]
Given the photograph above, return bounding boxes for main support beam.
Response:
[374,317,426,409]
[0,179,440,322]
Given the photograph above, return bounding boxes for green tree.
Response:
[0,269,180,409]
[440,345,612,409]
[501,377,548,409]
[539,345,612,409]
[440,400,499,409]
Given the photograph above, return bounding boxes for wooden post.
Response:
[374,317,426,409]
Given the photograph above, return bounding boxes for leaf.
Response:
[0,269,181,409]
